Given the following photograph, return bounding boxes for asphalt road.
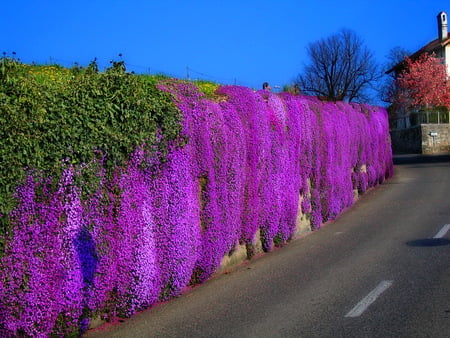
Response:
[86,154,450,338]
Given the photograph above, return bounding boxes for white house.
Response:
[389,11,450,75]
[411,11,450,73]
[389,11,450,154]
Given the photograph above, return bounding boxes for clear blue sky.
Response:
[1,0,449,91]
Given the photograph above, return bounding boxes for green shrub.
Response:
[0,58,183,234]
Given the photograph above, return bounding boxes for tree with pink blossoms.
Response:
[394,53,450,113]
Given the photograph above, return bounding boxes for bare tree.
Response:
[385,46,411,69]
[295,29,379,102]
[379,46,410,104]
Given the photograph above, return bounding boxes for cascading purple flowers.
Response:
[0,82,393,336]
[152,145,200,298]
[0,168,84,337]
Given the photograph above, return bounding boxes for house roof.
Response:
[386,36,450,74]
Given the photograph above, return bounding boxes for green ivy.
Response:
[0,57,183,234]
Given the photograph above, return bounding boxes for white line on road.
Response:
[433,224,450,239]
[345,280,393,318]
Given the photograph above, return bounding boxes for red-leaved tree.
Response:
[394,53,450,112]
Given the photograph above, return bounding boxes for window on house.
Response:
[429,111,439,123]
[419,108,450,124]
[440,110,449,123]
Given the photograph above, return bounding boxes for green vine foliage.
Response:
[0,57,183,234]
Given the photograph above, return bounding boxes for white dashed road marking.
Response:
[345,280,393,318]
[433,224,450,239]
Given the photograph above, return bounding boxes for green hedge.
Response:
[0,58,183,233]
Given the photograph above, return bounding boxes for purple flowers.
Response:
[0,82,393,336]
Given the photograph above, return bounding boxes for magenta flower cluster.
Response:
[0,83,393,336]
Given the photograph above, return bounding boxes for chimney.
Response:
[437,11,448,41]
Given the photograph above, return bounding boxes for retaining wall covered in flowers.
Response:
[0,83,393,336]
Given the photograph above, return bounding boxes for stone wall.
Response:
[390,124,450,154]
[421,124,450,154]
[390,125,422,154]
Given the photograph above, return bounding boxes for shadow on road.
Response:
[393,154,450,165]
[406,238,450,247]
